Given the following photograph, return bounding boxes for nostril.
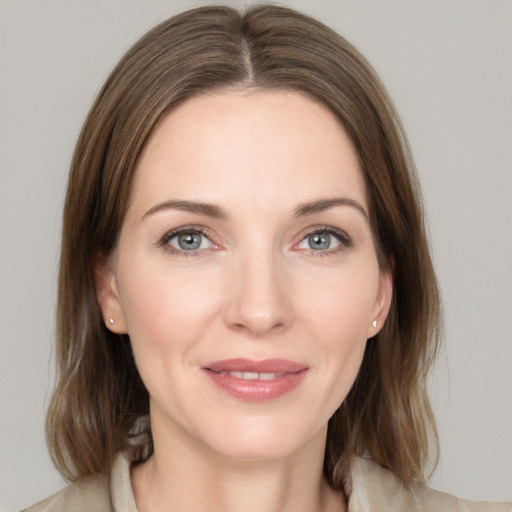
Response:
[227,313,288,337]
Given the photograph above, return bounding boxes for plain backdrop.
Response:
[1,0,511,510]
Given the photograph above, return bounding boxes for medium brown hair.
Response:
[47,4,441,488]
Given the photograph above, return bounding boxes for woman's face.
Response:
[97,89,391,462]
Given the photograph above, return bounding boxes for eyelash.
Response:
[297,226,353,257]
[157,225,352,257]
[157,226,216,258]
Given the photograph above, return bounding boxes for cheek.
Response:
[299,265,379,393]
[301,265,379,340]
[119,257,215,332]
[117,267,220,407]
[115,259,223,380]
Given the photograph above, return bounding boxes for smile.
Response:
[202,359,308,402]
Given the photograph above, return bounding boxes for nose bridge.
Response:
[224,241,292,336]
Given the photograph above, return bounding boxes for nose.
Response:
[223,251,293,337]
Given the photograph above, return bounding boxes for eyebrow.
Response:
[293,197,368,219]
[143,200,228,220]
[142,196,367,221]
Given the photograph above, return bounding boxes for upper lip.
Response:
[203,358,308,374]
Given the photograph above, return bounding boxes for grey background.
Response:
[1,0,511,509]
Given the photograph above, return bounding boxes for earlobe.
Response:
[368,269,393,338]
[93,253,127,334]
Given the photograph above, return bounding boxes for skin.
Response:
[96,89,392,512]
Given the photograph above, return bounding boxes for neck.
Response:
[131,413,346,512]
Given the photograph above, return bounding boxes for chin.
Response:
[197,414,325,463]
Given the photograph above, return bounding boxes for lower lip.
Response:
[203,369,308,402]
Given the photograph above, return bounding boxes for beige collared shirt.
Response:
[23,450,511,512]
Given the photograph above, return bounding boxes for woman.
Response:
[24,4,510,511]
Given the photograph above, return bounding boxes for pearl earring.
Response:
[109,318,114,325]
[372,320,378,328]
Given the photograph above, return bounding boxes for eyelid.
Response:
[156,224,352,257]
[157,225,220,256]
[293,225,353,252]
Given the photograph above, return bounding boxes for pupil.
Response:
[178,232,201,250]
[309,233,330,250]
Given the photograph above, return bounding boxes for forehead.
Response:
[130,89,367,215]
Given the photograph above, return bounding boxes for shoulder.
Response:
[348,456,511,512]
[22,451,136,512]
[21,473,111,512]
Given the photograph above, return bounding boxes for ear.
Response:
[94,252,127,334]
[367,266,393,338]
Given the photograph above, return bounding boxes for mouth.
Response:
[212,371,288,380]
[201,358,308,402]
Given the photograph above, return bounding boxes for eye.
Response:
[297,228,351,252]
[165,229,214,252]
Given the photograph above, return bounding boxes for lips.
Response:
[202,358,308,402]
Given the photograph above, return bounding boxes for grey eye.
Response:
[298,230,343,251]
[178,233,201,250]
[169,231,212,251]
[307,232,332,250]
